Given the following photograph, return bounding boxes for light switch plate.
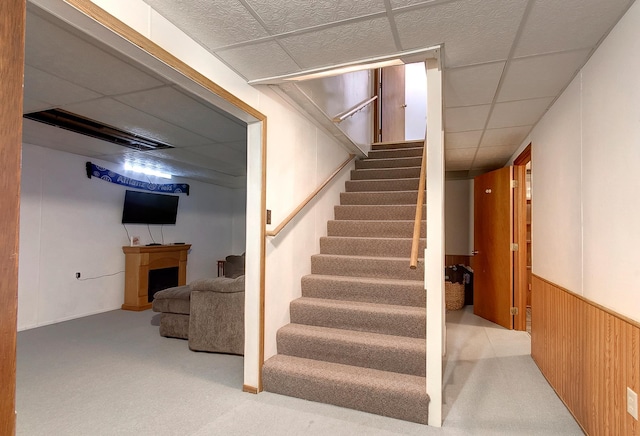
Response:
[628,387,638,420]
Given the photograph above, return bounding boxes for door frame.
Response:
[513,144,531,331]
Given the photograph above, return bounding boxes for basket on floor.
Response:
[445,281,465,310]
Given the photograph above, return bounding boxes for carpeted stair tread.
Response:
[335,204,426,220]
[276,324,426,376]
[301,274,425,307]
[345,179,420,192]
[350,167,421,180]
[355,156,422,169]
[371,140,424,150]
[327,220,426,238]
[340,190,424,205]
[311,254,424,281]
[290,297,425,338]
[368,147,424,159]
[320,236,425,257]
[262,355,429,424]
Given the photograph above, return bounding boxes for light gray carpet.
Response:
[16,307,583,435]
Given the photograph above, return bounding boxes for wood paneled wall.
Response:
[532,275,640,435]
[0,0,26,434]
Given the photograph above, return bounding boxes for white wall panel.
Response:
[18,143,240,330]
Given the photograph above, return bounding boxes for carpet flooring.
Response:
[16,307,583,435]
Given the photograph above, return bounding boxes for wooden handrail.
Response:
[410,141,427,269]
[266,154,356,237]
[332,96,377,123]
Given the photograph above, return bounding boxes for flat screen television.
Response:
[122,190,179,225]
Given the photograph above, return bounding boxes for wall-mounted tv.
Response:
[122,190,179,225]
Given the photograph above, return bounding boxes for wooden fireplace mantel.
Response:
[122,244,191,311]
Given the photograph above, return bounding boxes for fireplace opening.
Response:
[148,267,179,302]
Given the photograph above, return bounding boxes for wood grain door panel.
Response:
[380,65,405,142]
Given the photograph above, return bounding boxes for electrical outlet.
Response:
[75,272,81,279]
[628,387,638,420]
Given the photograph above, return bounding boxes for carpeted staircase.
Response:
[263,140,428,424]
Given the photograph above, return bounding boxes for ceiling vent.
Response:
[23,109,174,151]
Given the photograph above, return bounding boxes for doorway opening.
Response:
[513,144,532,332]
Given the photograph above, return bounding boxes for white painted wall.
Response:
[297,70,374,148]
[18,143,242,330]
[405,62,428,141]
[445,179,473,256]
[66,0,353,388]
[515,0,640,322]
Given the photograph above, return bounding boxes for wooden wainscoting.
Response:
[532,275,640,435]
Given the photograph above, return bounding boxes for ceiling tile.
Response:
[62,98,215,148]
[445,62,505,107]
[143,0,269,48]
[26,13,165,96]
[497,50,590,102]
[472,156,508,169]
[216,41,302,81]
[187,143,247,168]
[515,0,633,57]
[394,0,528,67]
[23,66,102,109]
[444,105,491,132]
[480,126,531,147]
[445,131,482,149]
[475,145,519,160]
[446,161,474,171]
[390,0,432,8]
[487,97,554,129]
[114,86,246,143]
[23,97,52,114]
[446,147,477,161]
[279,17,398,69]
[147,149,246,177]
[246,0,386,33]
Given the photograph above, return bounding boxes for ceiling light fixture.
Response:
[124,162,172,179]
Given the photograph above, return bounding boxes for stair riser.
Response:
[327,220,426,238]
[335,205,426,220]
[290,300,426,338]
[301,275,426,307]
[311,255,424,281]
[262,356,429,424]
[276,328,426,376]
[345,179,420,192]
[320,237,425,258]
[368,147,423,159]
[340,191,424,205]
[356,157,422,169]
[371,141,424,150]
[350,167,421,180]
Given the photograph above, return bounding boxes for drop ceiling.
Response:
[22,5,248,189]
[23,0,635,182]
[142,0,634,178]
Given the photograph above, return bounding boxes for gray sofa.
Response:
[152,274,245,355]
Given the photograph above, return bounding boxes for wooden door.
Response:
[473,166,514,329]
[380,65,405,142]
[1,0,26,433]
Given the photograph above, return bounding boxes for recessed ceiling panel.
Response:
[395,0,527,67]
[488,97,554,129]
[246,0,386,33]
[445,62,505,108]
[445,131,482,149]
[216,41,302,81]
[514,0,633,57]
[444,105,491,132]
[497,50,590,102]
[279,18,397,69]
[26,12,165,96]
[62,98,214,148]
[143,0,269,48]
[480,126,531,147]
